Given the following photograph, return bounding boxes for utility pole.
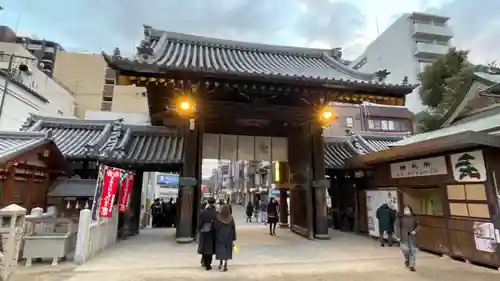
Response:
[0,53,36,120]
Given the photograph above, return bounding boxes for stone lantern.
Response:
[0,204,26,281]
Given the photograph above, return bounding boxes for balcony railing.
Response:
[415,43,449,59]
[413,23,453,41]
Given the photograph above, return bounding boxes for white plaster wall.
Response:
[0,75,45,131]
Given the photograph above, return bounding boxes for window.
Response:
[345,117,353,128]
[368,119,410,132]
[368,119,375,129]
[447,184,489,218]
[381,120,388,130]
[101,101,112,111]
[388,120,395,131]
[102,96,113,102]
[402,187,443,216]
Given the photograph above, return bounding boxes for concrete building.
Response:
[323,102,415,137]
[0,43,75,130]
[16,36,65,76]
[0,26,65,76]
[53,51,148,119]
[350,12,453,112]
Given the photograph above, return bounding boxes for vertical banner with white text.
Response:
[99,167,121,218]
[91,165,105,221]
[118,171,135,213]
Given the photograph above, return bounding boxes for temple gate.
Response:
[103,25,413,242]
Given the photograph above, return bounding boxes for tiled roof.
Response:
[21,116,184,165]
[324,138,359,169]
[324,133,406,169]
[104,27,415,91]
[361,102,414,120]
[48,179,97,198]
[21,115,115,159]
[0,131,50,163]
[113,125,184,165]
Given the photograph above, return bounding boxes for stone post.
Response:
[0,204,26,281]
[74,209,92,264]
[176,177,196,244]
[313,180,330,239]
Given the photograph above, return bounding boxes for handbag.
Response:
[200,221,213,233]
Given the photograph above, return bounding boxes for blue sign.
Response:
[157,174,179,185]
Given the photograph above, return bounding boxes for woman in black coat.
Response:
[197,197,217,270]
[214,204,236,271]
[267,197,279,236]
[245,202,254,222]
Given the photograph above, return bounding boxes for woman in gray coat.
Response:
[214,204,237,271]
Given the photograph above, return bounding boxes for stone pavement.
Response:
[11,205,500,281]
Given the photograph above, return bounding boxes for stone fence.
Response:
[74,208,119,264]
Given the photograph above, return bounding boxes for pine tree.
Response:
[415,48,475,132]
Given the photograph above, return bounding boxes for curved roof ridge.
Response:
[321,52,375,81]
[151,28,336,57]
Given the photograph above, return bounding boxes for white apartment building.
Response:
[0,43,75,130]
[350,12,453,112]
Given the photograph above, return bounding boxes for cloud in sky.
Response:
[4,0,498,63]
[1,0,498,112]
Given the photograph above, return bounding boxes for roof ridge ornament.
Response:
[101,118,125,158]
[374,69,391,82]
[136,25,155,62]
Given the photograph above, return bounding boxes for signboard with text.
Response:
[390,156,447,178]
[156,173,179,185]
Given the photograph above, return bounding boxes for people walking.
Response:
[150,198,162,228]
[259,200,267,224]
[197,197,217,270]
[399,205,419,272]
[245,201,254,222]
[376,202,396,246]
[253,201,260,222]
[267,197,279,236]
[214,204,237,272]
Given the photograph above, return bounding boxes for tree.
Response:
[415,48,475,132]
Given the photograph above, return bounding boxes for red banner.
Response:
[118,172,135,213]
[99,167,121,218]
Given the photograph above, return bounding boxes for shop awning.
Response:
[350,130,500,166]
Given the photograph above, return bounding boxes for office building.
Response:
[53,51,148,118]
[350,12,453,112]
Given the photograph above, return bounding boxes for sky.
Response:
[2,0,498,64]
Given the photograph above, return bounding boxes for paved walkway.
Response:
[11,205,500,281]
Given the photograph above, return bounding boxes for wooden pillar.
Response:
[176,117,201,243]
[287,126,314,239]
[129,170,143,236]
[311,124,330,239]
[279,188,289,228]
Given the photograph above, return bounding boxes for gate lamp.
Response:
[175,96,196,116]
[319,106,337,124]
